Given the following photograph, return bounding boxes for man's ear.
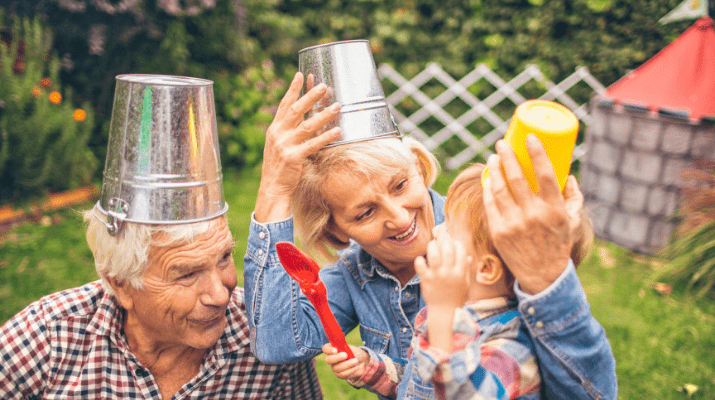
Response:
[475,255,503,285]
[106,277,135,311]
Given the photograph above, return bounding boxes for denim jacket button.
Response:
[402,327,408,333]
[258,249,264,256]
[535,321,544,329]
[259,232,266,240]
[527,307,535,316]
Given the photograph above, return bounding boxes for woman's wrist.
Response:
[254,186,292,223]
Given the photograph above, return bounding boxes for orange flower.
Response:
[370,41,383,54]
[73,109,87,122]
[41,77,51,87]
[49,91,62,104]
[31,86,43,98]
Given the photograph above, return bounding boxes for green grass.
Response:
[1,169,714,399]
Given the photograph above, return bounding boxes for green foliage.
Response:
[6,0,713,175]
[0,14,98,206]
[659,160,715,299]
[212,61,287,170]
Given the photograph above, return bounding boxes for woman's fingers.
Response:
[485,152,512,215]
[495,139,532,205]
[563,175,584,238]
[284,83,328,126]
[526,134,561,202]
[274,72,304,122]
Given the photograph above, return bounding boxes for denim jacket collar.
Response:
[344,188,446,289]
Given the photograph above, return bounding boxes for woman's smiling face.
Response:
[322,162,435,284]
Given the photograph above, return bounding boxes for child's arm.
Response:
[414,234,540,399]
[322,343,406,399]
[414,309,541,400]
[414,232,470,352]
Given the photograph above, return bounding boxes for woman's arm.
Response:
[244,71,348,363]
[244,214,361,364]
[516,261,617,400]
[483,136,617,399]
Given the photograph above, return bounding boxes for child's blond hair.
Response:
[445,163,593,282]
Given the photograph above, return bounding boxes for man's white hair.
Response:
[84,206,222,293]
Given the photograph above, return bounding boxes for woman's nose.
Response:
[384,201,411,230]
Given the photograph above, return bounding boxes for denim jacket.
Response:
[243,189,616,400]
[515,260,617,399]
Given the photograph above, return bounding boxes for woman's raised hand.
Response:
[482,135,575,295]
[255,72,341,223]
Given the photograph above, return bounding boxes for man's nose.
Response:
[201,269,231,307]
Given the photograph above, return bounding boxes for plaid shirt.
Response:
[0,281,322,399]
[351,297,540,399]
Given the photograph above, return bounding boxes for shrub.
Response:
[660,159,715,299]
[0,14,98,206]
[212,61,287,170]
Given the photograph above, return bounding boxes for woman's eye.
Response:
[395,179,407,191]
[220,251,232,264]
[357,208,374,221]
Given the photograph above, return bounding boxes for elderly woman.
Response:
[0,212,322,399]
[244,72,616,399]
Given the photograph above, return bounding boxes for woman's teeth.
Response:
[392,219,416,240]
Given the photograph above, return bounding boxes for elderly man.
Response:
[0,75,322,399]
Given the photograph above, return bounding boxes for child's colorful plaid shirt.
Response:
[350,296,541,399]
[0,281,322,399]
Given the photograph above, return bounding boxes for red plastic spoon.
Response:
[275,242,355,359]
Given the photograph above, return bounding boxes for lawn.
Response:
[1,168,714,399]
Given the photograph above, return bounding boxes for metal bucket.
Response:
[95,74,228,235]
[298,39,401,147]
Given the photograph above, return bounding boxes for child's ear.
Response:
[475,255,503,285]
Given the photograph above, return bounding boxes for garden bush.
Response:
[659,159,715,299]
[4,0,712,176]
[0,13,98,206]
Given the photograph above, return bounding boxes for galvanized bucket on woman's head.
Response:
[95,74,228,235]
[298,39,401,147]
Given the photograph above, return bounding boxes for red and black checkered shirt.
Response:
[0,281,323,399]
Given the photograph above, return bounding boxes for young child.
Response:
[323,162,592,399]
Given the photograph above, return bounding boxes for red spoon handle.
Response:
[310,294,355,360]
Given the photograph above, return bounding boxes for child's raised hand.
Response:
[414,227,470,312]
[322,343,369,381]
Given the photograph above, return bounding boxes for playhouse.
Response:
[580,16,715,254]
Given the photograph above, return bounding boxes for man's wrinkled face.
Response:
[123,217,237,350]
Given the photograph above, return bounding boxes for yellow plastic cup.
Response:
[482,100,579,193]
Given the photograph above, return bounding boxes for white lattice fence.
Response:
[378,63,607,170]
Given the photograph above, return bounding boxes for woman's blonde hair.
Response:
[84,206,222,293]
[292,136,439,261]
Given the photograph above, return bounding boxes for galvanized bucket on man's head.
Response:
[299,39,401,147]
[95,74,228,235]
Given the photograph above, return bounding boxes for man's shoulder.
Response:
[34,281,107,321]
